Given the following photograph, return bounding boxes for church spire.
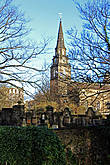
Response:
[56,19,65,49]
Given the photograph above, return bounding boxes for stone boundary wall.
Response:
[54,127,110,164]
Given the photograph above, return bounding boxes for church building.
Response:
[50,19,71,106]
[50,19,110,116]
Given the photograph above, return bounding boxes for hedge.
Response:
[0,126,66,165]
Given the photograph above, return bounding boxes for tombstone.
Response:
[1,108,13,125]
[40,113,47,125]
[0,112,2,125]
[26,111,32,125]
[53,112,59,127]
[53,112,63,128]
[22,118,26,126]
[36,108,44,125]
[62,108,72,127]
[86,107,96,118]
[46,105,54,126]
[32,110,37,125]
[63,116,71,125]
[12,103,25,126]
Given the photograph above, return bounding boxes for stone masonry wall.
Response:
[54,127,110,165]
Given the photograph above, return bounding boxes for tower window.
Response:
[63,68,66,75]
[16,89,19,94]
[13,89,15,94]
[62,49,65,55]
[106,102,110,109]
[9,89,11,94]
[53,70,58,78]
[54,58,57,63]
[63,57,66,63]
[54,70,56,77]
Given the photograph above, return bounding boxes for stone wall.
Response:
[54,127,110,165]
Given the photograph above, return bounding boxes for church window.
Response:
[62,49,65,55]
[63,68,66,75]
[54,58,57,63]
[63,57,66,63]
[96,101,100,110]
[106,102,110,109]
[84,101,88,109]
[60,72,62,77]
[13,89,15,94]
[53,69,58,78]
[16,89,19,94]
[53,70,56,77]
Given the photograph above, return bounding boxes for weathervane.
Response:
[58,13,62,20]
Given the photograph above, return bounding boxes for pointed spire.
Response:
[56,19,65,49]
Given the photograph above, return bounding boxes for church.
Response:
[50,19,110,116]
[0,20,110,127]
[50,19,71,106]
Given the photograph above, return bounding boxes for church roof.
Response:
[56,19,65,49]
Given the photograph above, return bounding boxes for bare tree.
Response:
[0,0,49,96]
[35,60,51,101]
[67,0,110,111]
[68,0,110,83]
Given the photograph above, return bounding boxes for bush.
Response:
[0,126,66,165]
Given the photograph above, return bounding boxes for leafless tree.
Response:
[0,0,49,96]
[67,0,110,109]
[68,0,110,83]
[35,60,51,101]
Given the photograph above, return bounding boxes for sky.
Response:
[11,0,85,98]
[13,0,83,61]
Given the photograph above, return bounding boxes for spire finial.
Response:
[58,13,62,21]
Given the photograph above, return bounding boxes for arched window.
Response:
[16,89,19,94]
[53,70,58,78]
[106,102,110,109]
[9,89,11,94]
[63,68,66,75]
[96,101,100,110]
[54,58,57,64]
[13,88,15,94]
[62,49,65,55]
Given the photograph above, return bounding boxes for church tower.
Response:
[50,19,71,103]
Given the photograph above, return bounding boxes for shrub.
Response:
[0,126,66,165]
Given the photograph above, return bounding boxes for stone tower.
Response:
[50,19,71,104]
